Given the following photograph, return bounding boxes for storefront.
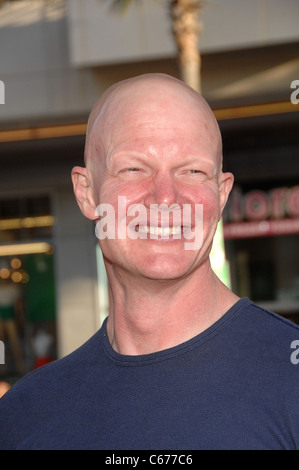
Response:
[0,194,57,378]
[221,108,299,324]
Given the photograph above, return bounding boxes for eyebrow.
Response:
[107,151,150,166]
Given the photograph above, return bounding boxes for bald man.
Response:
[1,74,298,450]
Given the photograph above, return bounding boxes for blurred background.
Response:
[0,0,299,386]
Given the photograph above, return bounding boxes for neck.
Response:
[105,259,239,355]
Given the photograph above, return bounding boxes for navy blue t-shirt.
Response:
[0,298,299,449]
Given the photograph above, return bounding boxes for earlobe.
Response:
[71,166,97,220]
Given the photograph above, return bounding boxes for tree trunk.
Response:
[170,0,203,93]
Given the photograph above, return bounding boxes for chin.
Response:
[136,254,195,281]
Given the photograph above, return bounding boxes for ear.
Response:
[218,171,234,219]
[71,166,97,220]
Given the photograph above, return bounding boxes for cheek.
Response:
[194,186,221,229]
[97,183,147,239]
[99,181,147,206]
[203,195,220,218]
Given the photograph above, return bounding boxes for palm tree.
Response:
[108,0,204,93]
[170,0,203,92]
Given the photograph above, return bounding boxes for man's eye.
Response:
[179,169,207,183]
[118,167,146,180]
[119,167,140,175]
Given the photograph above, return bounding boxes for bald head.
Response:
[84,73,223,172]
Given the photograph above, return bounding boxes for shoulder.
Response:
[237,299,299,375]
[2,327,103,400]
[223,298,299,350]
[0,361,63,448]
[223,298,299,373]
[0,329,103,449]
[233,297,299,333]
[242,299,299,337]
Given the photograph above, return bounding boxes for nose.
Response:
[144,171,183,208]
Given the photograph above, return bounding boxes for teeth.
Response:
[137,226,183,236]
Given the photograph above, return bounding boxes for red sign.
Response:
[223,185,299,239]
[224,217,299,239]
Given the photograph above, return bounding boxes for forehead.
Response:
[97,79,213,129]
[86,76,222,166]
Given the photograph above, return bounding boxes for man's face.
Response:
[87,78,233,281]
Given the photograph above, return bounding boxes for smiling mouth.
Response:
[135,225,189,237]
